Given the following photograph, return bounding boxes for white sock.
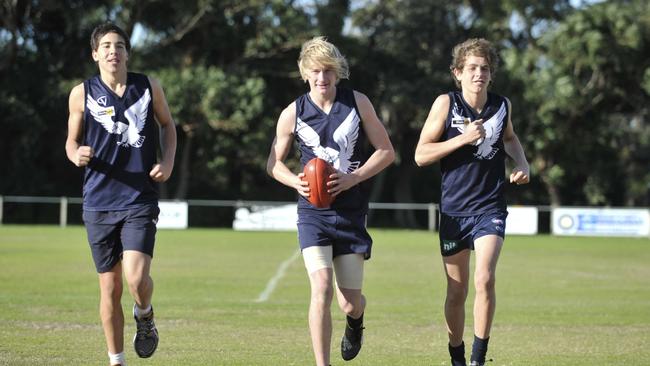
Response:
[135,304,152,318]
[108,351,126,366]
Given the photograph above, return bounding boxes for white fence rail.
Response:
[0,195,439,230]
[3,195,648,237]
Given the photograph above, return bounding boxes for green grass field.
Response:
[0,225,649,365]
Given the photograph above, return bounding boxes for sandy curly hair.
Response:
[449,38,498,88]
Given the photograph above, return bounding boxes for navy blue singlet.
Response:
[82,72,158,211]
[440,91,509,216]
[295,87,369,213]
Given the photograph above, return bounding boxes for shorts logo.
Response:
[492,218,504,233]
[442,240,458,253]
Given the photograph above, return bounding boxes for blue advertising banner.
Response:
[552,208,650,237]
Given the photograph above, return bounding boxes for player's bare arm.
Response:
[502,98,530,185]
[65,83,95,167]
[327,91,395,196]
[414,94,485,166]
[266,103,309,197]
[147,77,177,183]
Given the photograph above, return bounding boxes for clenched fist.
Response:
[149,162,173,182]
[74,146,94,167]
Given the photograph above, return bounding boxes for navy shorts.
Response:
[297,211,372,260]
[438,210,508,256]
[82,204,160,273]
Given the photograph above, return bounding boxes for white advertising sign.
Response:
[552,207,650,237]
[157,201,189,229]
[233,204,298,231]
[506,206,538,235]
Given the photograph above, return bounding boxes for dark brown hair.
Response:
[90,22,131,53]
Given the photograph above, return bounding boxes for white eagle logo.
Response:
[86,89,151,148]
[296,109,362,173]
[474,102,507,160]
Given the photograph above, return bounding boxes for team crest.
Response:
[97,95,108,107]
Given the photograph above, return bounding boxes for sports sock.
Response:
[108,351,126,366]
[470,335,489,364]
[449,341,466,364]
[134,304,152,319]
[346,313,364,329]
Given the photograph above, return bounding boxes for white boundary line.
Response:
[254,249,301,303]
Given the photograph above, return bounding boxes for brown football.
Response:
[302,157,336,208]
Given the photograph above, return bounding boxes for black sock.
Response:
[346,313,363,329]
[470,335,489,363]
[449,341,466,363]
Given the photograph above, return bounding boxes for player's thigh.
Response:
[303,245,334,274]
[334,254,364,312]
[333,253,364,291]
[98,262,123,297]
[473,234,503,276]
[303,245,335,294]
[122,250,152,283]
[442,249,471,287]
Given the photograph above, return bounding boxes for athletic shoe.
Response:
[469,361,484,366]
[341,323,364,361]
[133,305,159,358]
[451,359,467,366]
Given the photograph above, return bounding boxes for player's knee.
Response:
[339,300,363,317]
[311,292,333,308]
[125,274,151,295]
[337,291,365,316]
[103,287,123,303]
[474,272,496,292]
[99,275,123,299]
[446,284,468,305]
[311,284,334,306]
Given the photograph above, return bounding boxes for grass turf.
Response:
[0,225,648,365]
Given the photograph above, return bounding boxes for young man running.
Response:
[65,22,176,366]
[415,38,529,366]
[267,37,394,366]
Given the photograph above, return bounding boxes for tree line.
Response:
[1,0,649,226]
